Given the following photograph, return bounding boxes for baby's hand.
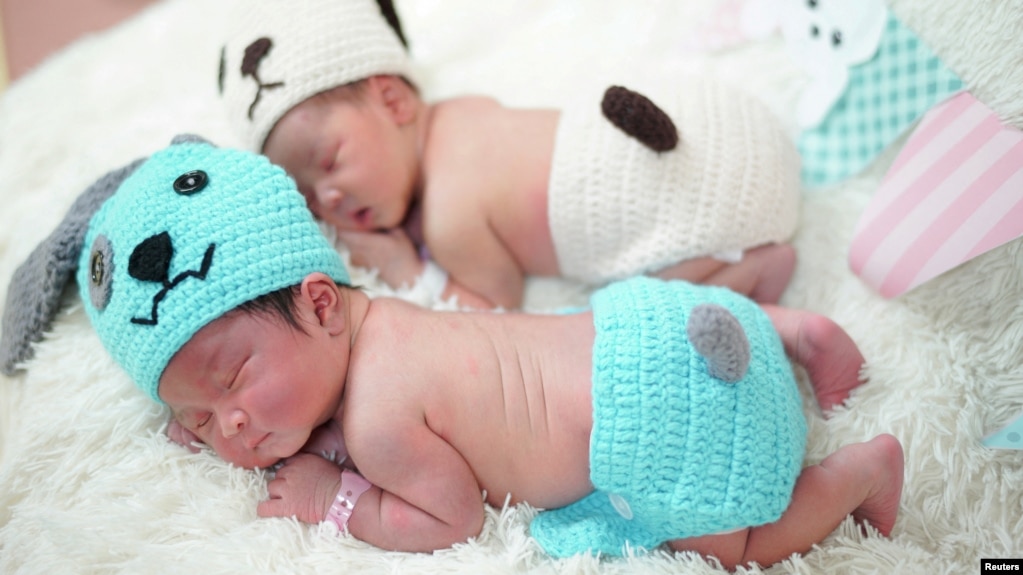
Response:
[339,228,423,289]
[258,453,343,524]
[166,419,203,453]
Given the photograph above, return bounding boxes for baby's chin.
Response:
[217,442,289,470]
[228,452,284,470]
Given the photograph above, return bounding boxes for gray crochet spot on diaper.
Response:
[686,304,750,383]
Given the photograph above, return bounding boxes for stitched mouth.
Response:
[130,238,216,326]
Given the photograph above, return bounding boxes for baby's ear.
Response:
[300,272,346,334]
[371,75,418,125]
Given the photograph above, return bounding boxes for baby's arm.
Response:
[260,419,485,552]
[347,422,485,551]
[338,228,423,291]
[337,227,504,310]
[429,213,527,310]
[653,243,796,304]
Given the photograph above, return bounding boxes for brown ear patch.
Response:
[601,86,679,152]
[240,37,285,120]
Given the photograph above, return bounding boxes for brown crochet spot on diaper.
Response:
[601,86,678,152]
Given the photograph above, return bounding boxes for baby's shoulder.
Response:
[428,96,509,140]
[347,300,434,390]
[433,94,505,117]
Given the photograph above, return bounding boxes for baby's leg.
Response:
[740,434,904,567]
[668,434,904,570]
[667,529,751,570]
[761,304,866,412]
[653,243,796,304]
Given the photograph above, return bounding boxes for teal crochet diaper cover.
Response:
[530,277,807,557]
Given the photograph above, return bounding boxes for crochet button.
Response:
[607,493,633,520]
[87,234,114,311]
[173,170,208,195]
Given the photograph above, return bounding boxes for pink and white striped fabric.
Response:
[849,91,1023,298]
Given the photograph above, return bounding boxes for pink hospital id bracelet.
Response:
[326,470,372,531]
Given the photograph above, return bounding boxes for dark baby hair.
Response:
[233,280,357,335]
[234,285,308,335]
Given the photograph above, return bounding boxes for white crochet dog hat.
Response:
[218,0,413,152]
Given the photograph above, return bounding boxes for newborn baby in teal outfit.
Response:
[1,137,904,570]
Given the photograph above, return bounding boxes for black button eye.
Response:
[831,30,843,47]
[173,170,209,195]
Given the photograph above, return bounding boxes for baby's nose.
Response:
[220,408,248,438]
[315,186,344,209]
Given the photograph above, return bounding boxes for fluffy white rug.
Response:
[1,1,1021,573]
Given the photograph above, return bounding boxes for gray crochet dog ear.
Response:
[0,157,145,376]
[686,303,751,383]
[170,133,213,146]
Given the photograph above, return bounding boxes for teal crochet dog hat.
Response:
[0,136,348,403]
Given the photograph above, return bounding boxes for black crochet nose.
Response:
[129,232,173,284]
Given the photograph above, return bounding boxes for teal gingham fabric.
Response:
[799,11,963,187]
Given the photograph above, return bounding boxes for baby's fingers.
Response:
[259,477,298,519]
[256,497,289,518]
[166,419,203,453]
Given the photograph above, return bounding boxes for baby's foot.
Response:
[850,434,904,537]
[790,312,866,413]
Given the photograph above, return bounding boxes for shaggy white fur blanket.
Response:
[1,1,1021,573]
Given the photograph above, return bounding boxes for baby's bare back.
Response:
[347,298,597,509]
[422,98,562,278]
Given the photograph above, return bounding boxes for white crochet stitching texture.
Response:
[548,77,802,284]
[220,0,412,152]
